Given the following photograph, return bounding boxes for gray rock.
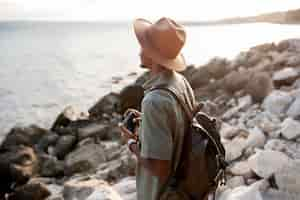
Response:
[53,135,77,160]
[77,123,109,141]
[40,155,64,177]
[64,143,107,176]
[7,182,51,200]
[63,179,122,200]
[262,90,293,116]
[280,118,300,139]
[274,160,300,194]
[248,150,291,178]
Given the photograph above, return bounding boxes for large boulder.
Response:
[88,92,120,119]
[63,179,122,200]
[119,84,144,114]
[248,150,291,178]
[286,96,300,119]
[64,143,107,176]
[244,127,266,149]
[53,135,77,159]
[77,123,109,141]
[39,154,64,177]
[262,90,293,116]
[189,65,212,89]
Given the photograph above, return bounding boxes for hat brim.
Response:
[133,18,186,72]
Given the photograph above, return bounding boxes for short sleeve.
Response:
[139,91,174,160]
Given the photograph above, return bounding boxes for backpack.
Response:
[150,85,228,200]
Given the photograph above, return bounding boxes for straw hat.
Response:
[133,17,187,71]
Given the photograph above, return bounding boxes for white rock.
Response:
[272,67,300,85]
[63,179,122,200]
[244,127,266,149]
[113,177,136,200]
[220,123,241,139]
[229,160,252,176]
[274,160,300,194]
[225,137,247,162]
[287,97,300,118]
[262,90,293,116]
[262,188,300,200]
[264,139,300,160]
[227,176,245,189]
[281,118,300,139]
[218,184,263,200]
[248,150,291,178]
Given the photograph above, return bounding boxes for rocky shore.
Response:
[0,38,300,200]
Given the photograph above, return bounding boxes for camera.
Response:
[122,111,138,133]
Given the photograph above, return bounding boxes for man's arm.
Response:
[130,143,171,184]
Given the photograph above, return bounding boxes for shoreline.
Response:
[0,38,300,199]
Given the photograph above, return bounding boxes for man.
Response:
[120,17,196,200]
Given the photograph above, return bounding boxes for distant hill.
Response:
[183,8,300,26]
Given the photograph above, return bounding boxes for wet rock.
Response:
[77,123,109,141]
[63,179,122,200]
[36,132,59,152]
[245,72,273,102]
[119,84,144,114]
[53,135,77,159]
[64,143,107,176]
[274,160,300,194]
[248,150,291,178]
[280,118,300,140]
[7,182,51,200]
[1,125,49,149]
[88,92,120,119]
[262,90,293,116]
[273,67,300,87]
[39,154,64,177]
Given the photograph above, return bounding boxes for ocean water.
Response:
[0,21,299,135]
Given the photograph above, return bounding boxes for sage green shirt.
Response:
[136,69,196,200]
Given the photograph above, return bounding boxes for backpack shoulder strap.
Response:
[149,85,194,121]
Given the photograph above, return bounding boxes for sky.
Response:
[1,0,300,21]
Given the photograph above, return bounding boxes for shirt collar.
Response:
[142,69,175,94]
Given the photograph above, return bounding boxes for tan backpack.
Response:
[151,85,228,200]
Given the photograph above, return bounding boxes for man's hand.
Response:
[118,108,142,142]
